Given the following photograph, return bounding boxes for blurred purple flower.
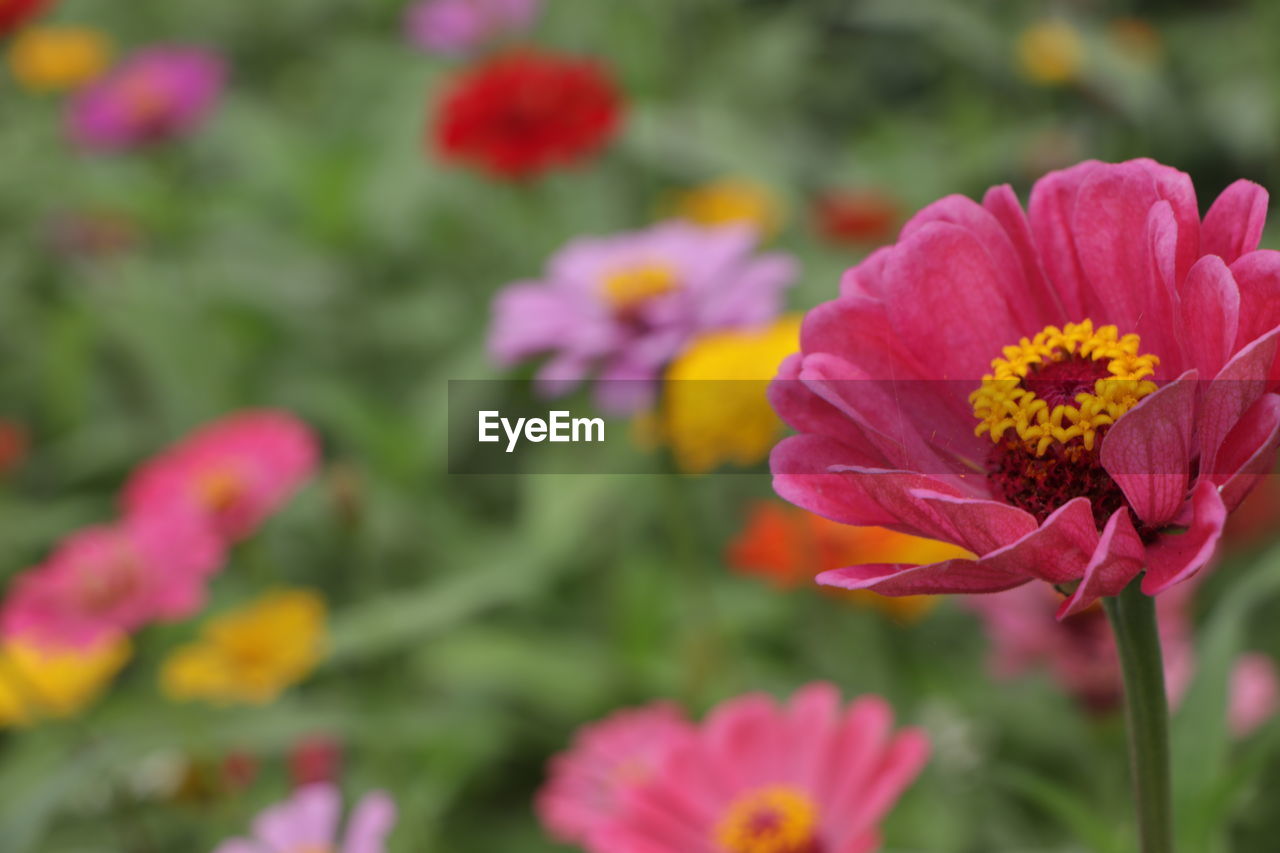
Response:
[68,46,225,152]
[488,221,797,413]
[213,784,396,853]
[405,0,540,55]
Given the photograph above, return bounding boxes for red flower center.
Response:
[715,786,822,853]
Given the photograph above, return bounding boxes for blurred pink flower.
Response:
[536,702,693,847]
[123,410,319,543]
[68,46,224,151]
[593,684,929,853]
[1229,653,1279,737]
[213,784,396,853]
[2,507,224,649]
[406,0,539,55]
[490,221,797,413]
[771,159,1280,614]
[966,584,1279,735]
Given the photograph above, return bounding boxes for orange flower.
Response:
[727,502,971,621]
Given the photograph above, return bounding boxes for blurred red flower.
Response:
[0,419,27,476]
[812,189,899,246]
[0,0,53,38]
[289,734,343,787]
[433,51,621,179]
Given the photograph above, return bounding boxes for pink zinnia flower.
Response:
[594,684,929,853]
[536,702,693,846]
[770,159,1280,615]
[406,0,539,55]
[68,47,224,152]
[123,410,319,543]
[490,221,797,412]
[2,507,224,649]
[213,783,396,853]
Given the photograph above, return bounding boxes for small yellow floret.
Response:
[601,263,678,311]
[1016,20,1085,86]
[673,178,784,237]
[970,320,1158,457]
[715,786,819,853]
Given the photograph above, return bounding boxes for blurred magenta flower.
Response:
[0,418,27,477]
[0,0,54,37]
[213,784,396,853]
[68,46,225,152]
[592,684,928,852]
[1228,653,1279,737]
[771,159,1280,614]
[124,410,319,543]
[490,222,797,412]
[536,702,693,847]
[2,507,224,649]
[433,50,620,179]
[968,583,1278,733]
[406,0,539,55]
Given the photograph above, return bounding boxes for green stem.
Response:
[1103,579,1174,853]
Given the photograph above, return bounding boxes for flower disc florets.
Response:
[970,320,1159,523]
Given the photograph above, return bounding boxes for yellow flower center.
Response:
[196,467,245,514]
[601,263,678,312]
[715,786,820,853]
[970,320,1159,457]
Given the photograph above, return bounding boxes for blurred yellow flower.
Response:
[0,636,130,726]
[1015,20,1084,86]
[661,314,800,474]
[674,178,783,237]
[7,26,111,92]
[161,589,326,705]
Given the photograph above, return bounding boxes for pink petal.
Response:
[1231,250,1280,357]
[798,353,974,474]
[1101,371,1198,527]
[899,193,1059,330]
[342,791,397,853]
[771,434,979,539]
[834,728,930,842]
[1028,159,1100,319]
[1070,165,1191,349]
[1179,255,1239,381]
[881,221,1024,381]
[838,246,893,299]
[817,560,1030,595]
[1057,508,1146,618]
[254,784,341,851]
[1214,394,1280,512]
[982,184,1056,314]
[1228,653,1279,738]
[908,489,1038,556]
[1141,479,1228,594]
[1199,328,1280,480]
[1202,179,1268,265]
[770,355,879,456]
[966,497,1099,584]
